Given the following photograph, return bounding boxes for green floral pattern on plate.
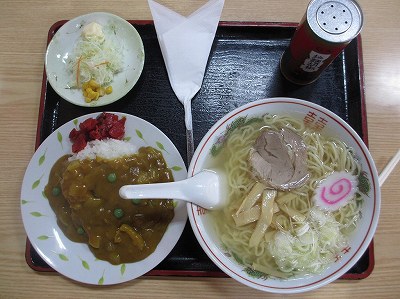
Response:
[57,131,63,149]
[39,149,47,166]
[156,141,169,154]
[210,115,263,157]
[80,258,90,270]
[30,212,45,217]
[135,129,145,142]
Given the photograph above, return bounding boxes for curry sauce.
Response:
[45,146,175,265]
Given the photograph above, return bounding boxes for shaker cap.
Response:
[307,0,363,43]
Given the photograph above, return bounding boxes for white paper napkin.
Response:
[148,0,225,162]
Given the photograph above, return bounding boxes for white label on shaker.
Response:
[300,51,331,72]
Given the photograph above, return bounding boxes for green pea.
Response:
[131,198,141,205]
[107,173,117,183]
[77,227,85,235]
[114,208,124,219]
[52,186,61,196]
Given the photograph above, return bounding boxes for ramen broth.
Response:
[207,114,363,278]
[45,146,175,265]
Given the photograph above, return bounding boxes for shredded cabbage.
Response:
[268,206,347,274]
[68,36,123,88]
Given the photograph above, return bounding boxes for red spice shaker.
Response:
[280,0,363,85]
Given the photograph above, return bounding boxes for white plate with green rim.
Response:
[45,12,144,107]
[21,112,187,285]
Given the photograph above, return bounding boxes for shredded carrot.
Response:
[76,55,83,87]
[94,61,109,68]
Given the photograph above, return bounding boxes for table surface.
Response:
[1,0,399,298]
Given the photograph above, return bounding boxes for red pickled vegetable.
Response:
[69,128,80,141]
[79,118,98,132]
[69,112,126,153]
[109,118,126,139]
[88,127,102,140]
[71,134,87,153]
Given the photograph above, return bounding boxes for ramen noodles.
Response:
[207,114,364,278]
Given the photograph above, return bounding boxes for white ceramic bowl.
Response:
[21,112,187,285]
[187,98,380,293]
[45,12,144,107]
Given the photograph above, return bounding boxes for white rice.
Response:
[69,139,138,161]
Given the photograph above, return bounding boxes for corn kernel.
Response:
[81,79,113,102]
[86,88,96,99]
[82,82,89,90]
[88,79,100,89]
[105,86,113,94]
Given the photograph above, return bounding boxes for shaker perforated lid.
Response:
[307,0,363,43]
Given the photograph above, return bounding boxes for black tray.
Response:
[26,21,374,279]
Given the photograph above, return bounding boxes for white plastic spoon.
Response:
[119,169,227,210]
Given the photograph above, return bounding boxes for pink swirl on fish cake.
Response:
[313,171,358,211]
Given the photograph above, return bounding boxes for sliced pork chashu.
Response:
[248,128,309,190]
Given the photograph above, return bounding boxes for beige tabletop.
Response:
[1,0,399,298]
